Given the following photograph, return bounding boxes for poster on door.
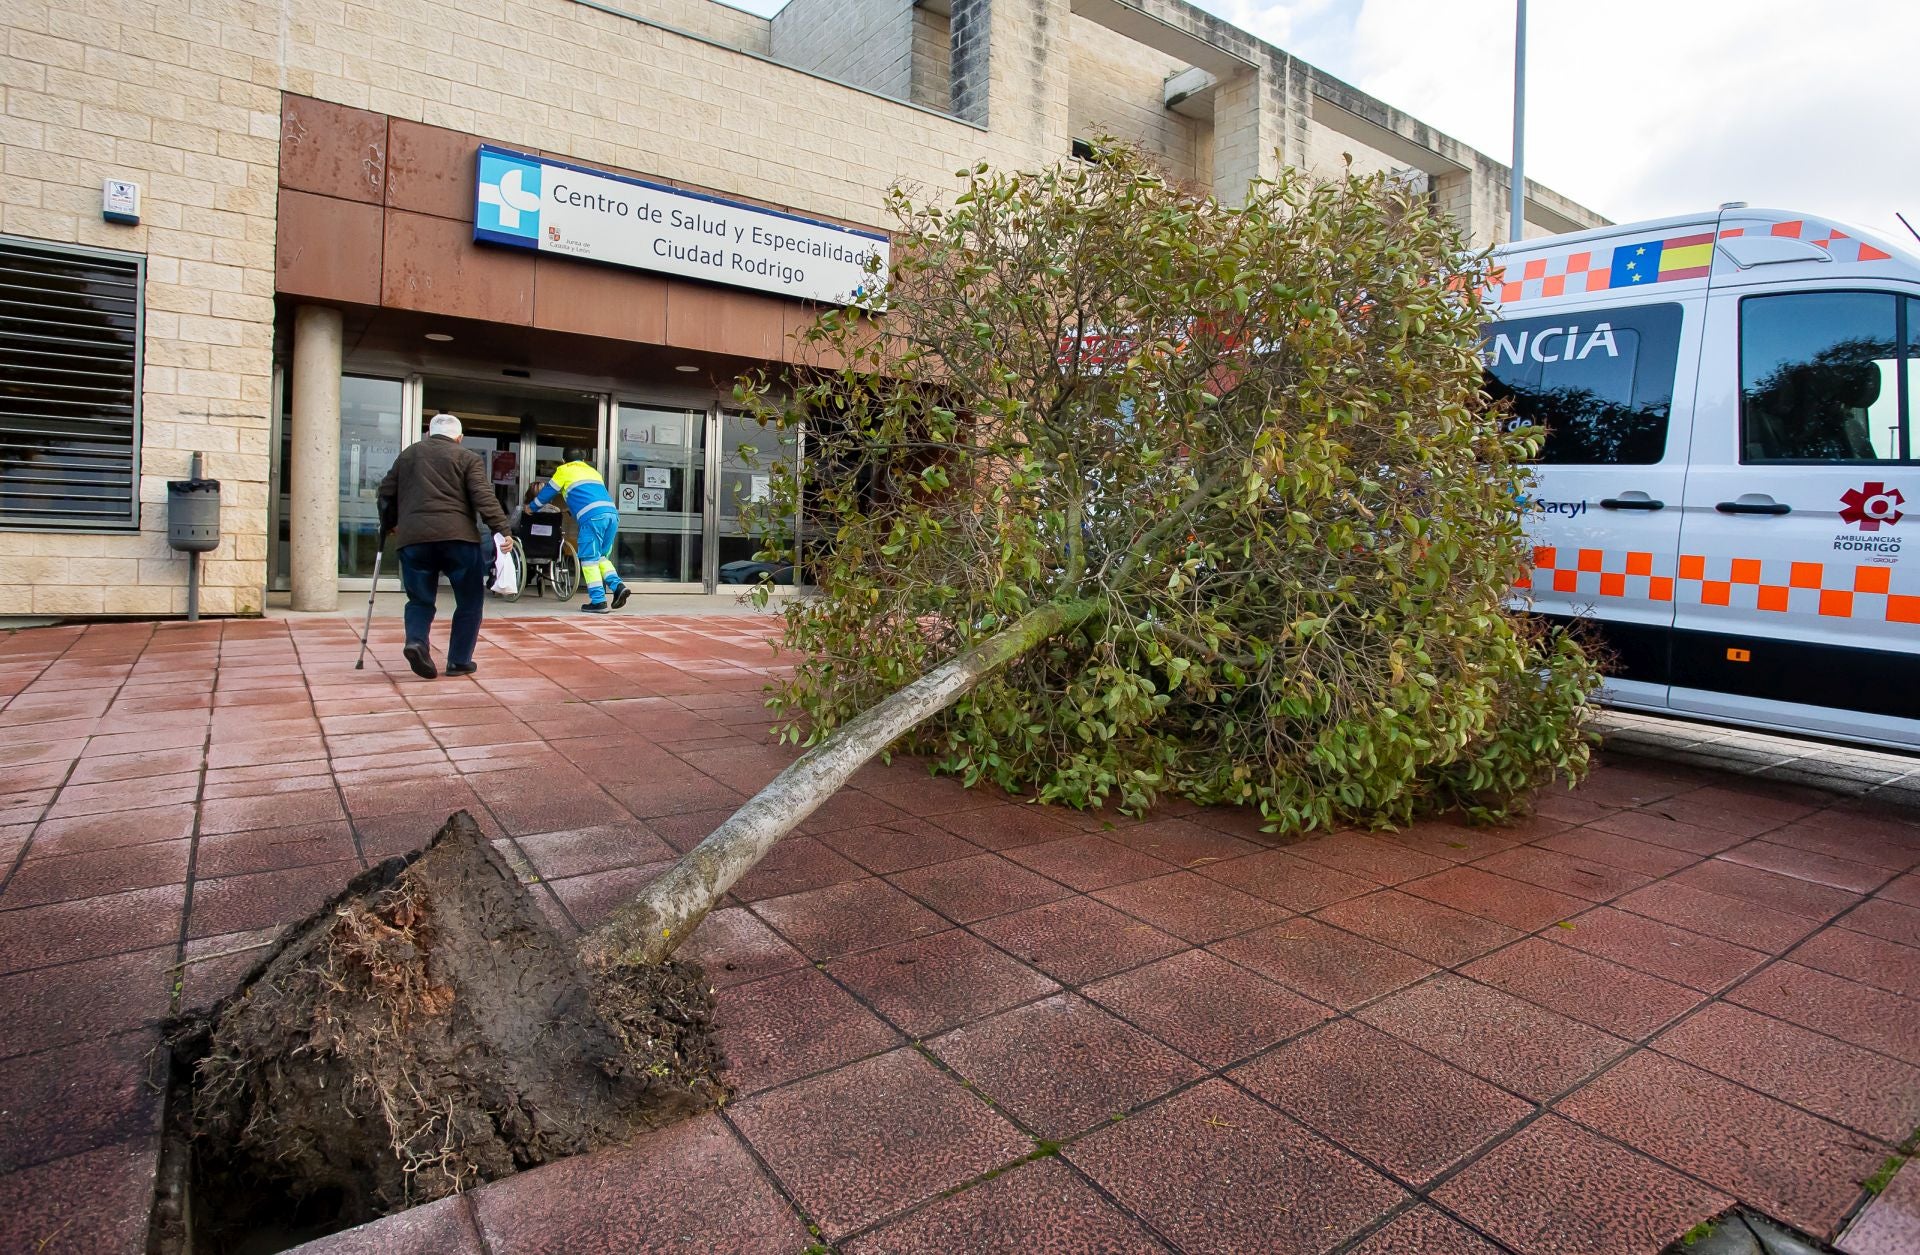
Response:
[644,467,671,489]
[491,451,517,485]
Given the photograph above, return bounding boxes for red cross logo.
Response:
[1839,482,1905,531]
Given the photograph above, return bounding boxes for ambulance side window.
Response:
[1739,291,1909,463]
[1482,303,1683,464]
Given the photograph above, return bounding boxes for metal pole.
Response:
[186,451,202,623]
[1509,0,1527,243]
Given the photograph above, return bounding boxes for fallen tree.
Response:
[170,145,1600,1235]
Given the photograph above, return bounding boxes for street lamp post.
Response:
[1510,0,1527,243]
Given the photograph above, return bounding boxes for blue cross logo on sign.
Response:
[476,150,542,242]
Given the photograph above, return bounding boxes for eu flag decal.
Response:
[1609,240,1663,287]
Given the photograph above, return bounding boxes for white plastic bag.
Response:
[490,534,520,597]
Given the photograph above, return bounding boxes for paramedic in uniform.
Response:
[527,458,630,613]
[376,413,515,679]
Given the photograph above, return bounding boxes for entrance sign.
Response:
[474,145,887,306]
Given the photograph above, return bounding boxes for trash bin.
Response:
[166,476,221,553]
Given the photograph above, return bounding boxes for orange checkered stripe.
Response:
[1518,548,1920,624]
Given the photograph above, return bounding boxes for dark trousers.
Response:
[399,540,487,667]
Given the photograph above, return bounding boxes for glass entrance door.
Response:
[611,404,706,587]
[421,377,601,525]
[714,411,798,587]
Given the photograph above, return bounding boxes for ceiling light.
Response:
[424,332,454,342]
[674,364,699,373]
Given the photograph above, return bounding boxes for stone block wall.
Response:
[771,0,916,101]
[1067,16,1200,184]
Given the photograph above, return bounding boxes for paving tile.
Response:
[929,994,1204,1137]
[829,929,1058,1038]
[1878,872,1920,908]
[1655,785,1823,835]
[969,896,1187,985]
[197,788,348,836]
[1472,846,1653,903]
[1615,880,1821,953]
[186,860,361,938]
[1720,840,1896,895]
[355,807,501,861]
[716,965,902,1095]
[1840,1157,1920,1255]
[1588,808,1748,855]
[1657,1001,1920,1143]
[1375,819,1528,864]
[1729,962,1920,1065]
[1559,1050,1884,1236]
[841,1156,1168,1255]
[815,821,982,875]
[194,821,360,879]
[1066,1078,1407,1255]
[1546,907,1768,992]
[1763,819,1920,871]
[471,1115,806,1253]
[889,853,1072,924]
[0,947,172,1059]
[0,1030,161,1174]
[1084,948,1329,1067]
[1535,791,1624,826]
[1235,1018,1531,1186]
[547,860,678,930]
[728,835,868,903]
[926,802,1088,850]
[1313,889,1520,967]
[795,788,916,835]
[1400,865,1586,931]
[1537,827,1699,877]
[1288,831,1453,885]
[861,772,1008,819]
[1674,858,1865,920]
[509,821,674,881]
[30,802,197,859]
[0,839,189,909]
[1091,871,1288,944]
[1841,898,1920,949]
[1462,938,1705,1039]
[1791,927,1920,999]
[1194,847,1377,912]
[289,1195,485,1254]
[1002,834,1176,891]
[731,1047,1029,1240]
[1432,1114,1729,1255]
[1100,818,1262,869]
[0,1137,160,1255]
[750,877,948,959]
[673,906,807,989]
[1346,1206,1511,1255]
[0,884,185,973]
[1210,916,1435,1010]
[1357,974,1628,1101]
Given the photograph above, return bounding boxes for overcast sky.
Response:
[1193,0,1920,243]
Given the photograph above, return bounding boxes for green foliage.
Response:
[735,142,1599,830]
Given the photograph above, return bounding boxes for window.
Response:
[0,236,143,529]
[1482,302,1683,464]
[1740,291,1913,463]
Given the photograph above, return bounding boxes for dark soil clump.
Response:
[160,811,725,1251]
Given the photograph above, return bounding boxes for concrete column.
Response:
[289,304,343,611]
[1212,52,1310,207]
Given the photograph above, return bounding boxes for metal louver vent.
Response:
[0,235,143,530]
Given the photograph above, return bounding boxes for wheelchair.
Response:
[505,512,580,602]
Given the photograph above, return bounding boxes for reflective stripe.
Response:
[1521,548,1913,622]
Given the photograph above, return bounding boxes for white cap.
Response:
[428,412,463,440]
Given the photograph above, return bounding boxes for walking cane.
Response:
[354,533,387,671]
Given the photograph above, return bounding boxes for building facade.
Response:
[0,0,1604,617]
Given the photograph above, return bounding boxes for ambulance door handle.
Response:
[1600,496,1664,511]
[1715,497,1791,516]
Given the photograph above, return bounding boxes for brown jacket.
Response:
[376,435,512,548]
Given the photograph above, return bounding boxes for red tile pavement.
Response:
[1843,1160,1920,1255]
[0,614,1914,1255]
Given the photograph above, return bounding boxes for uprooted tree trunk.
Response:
[581,598,1101,967]
[169,602,1095,1234]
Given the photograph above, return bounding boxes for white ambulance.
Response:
[1488,206,1920,749]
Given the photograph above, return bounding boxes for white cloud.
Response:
[1197,0,1920,245]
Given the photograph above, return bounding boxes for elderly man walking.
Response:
[376,413,514,679]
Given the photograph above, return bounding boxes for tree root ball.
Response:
[164,812,727,1232]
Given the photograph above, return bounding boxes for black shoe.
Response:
[580,601,611,615]
[446,661,477,676]
[402,640,437,679]
[610,583,631,610]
